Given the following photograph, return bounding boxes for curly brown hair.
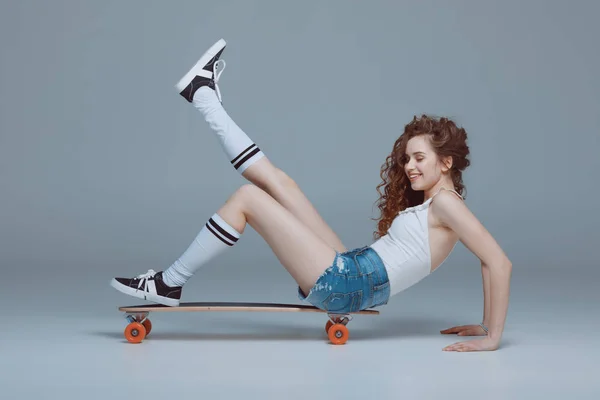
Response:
[372,114,471,240]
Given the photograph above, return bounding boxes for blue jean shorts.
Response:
[297,245,390,314]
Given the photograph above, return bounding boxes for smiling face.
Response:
[404,135,453,194]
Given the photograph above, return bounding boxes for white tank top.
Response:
[369,187,463,297]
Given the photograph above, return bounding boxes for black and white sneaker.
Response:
[175,38,227,103]
[110,269,182,307]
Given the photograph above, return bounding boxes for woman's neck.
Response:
[424,180,455,202]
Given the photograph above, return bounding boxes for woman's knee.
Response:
[229,185,262,220]
[234,184,272,207]
[235,183,261,199]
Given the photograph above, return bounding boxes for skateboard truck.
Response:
[125,312,149,324]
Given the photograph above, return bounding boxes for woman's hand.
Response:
[442,337,500,352]
[440,324,500,352]
[440,324,487,336]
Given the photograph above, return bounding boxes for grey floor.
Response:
[2,266,598,399]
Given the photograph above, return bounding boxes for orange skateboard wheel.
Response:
[124,322,146,343]
[325,320,334,334]
[328,323,349,345]
[142,319,152,336]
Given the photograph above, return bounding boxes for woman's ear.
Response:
[441,156,453,172]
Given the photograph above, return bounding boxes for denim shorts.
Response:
[297,245,390,314]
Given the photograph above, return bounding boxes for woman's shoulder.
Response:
[429,189,467,228]
[430,190,511,267]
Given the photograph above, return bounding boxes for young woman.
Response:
[111,39,513,352]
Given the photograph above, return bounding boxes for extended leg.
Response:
[111,185,337,305]
[176,39,346,252]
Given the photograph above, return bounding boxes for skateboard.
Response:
[118,302,380,345]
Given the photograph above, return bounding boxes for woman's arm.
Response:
[485,260,512,341]
[431,191,513,348]
[439,262,494,339]
[481,261,491,326]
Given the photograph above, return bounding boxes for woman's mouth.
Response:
[409,174,421,182]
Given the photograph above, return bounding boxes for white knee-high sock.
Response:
[193,86,265,174]
[162,213,241,287]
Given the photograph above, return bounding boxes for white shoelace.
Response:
[213,59,226,102]
[134,269,156,293]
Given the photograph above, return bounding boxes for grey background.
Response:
[1,0,598,399]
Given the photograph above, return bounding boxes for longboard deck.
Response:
[119,301,380,315]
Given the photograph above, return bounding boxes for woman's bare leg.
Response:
[110,183,336,306]
[241,157,347,253]
[218,184,337,295]
[177,43,346,254]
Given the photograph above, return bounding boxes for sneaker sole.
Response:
[174,38,226,93]
[110,278,180,307]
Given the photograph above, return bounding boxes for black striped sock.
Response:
[162,213,241,287]
[192,87,265,174]
[230,143,263,172]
